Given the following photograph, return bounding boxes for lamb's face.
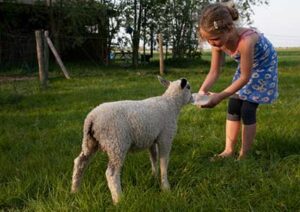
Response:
[177,78,193,105]
[159,76,193,105]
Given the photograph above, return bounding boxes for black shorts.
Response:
[227,98,259,125]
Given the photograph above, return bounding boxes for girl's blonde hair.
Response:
[199,3,239,35]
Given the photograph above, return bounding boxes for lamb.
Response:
[71,76,193,204]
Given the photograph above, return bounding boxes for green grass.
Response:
[1,49,300,211]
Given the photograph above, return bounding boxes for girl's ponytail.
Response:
[227,5,239,21]
[222,1,239,21]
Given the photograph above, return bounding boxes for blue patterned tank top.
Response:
[228,29,278,104]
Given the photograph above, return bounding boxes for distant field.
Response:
[0,49,299,211]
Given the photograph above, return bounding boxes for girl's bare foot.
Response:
[210,151,234,162]
[237,153,247,160]
[218,151,234,158]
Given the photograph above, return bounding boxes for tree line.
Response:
[0,0,268,67]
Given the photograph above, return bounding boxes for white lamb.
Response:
[71,76,193,204]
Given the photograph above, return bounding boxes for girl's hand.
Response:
[206,91,216,96]
[198,90,208,95]
[198,91,215,96]
[201,93,223,108]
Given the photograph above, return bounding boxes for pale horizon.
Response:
[251,0,300,48]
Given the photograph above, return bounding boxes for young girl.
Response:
[198,3,278,160]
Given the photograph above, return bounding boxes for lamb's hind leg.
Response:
[157,135,173,191]
[106,150,126,204]
[149,143,158,177]
[71,138,97,193]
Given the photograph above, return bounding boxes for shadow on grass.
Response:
[256,132,300,159]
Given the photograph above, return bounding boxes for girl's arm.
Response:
[202,36,257,108]
[218,37,255,99]
[199,47,223,94]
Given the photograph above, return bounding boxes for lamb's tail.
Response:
[82,118,99,155]
[72,118,98,193]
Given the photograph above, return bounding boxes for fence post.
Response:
[158,33,164,75]
[35,30,47,87]
[44,32,70,79]
[44,31,49,81]
[0,32,2,64]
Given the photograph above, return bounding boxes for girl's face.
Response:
[200,28,230,48]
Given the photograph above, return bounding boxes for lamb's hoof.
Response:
[112,196,121,205]
[71,186,78,193]
[161,182,170,191]
[151,170,158,178]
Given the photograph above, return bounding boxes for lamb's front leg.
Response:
[149,143,158,177]
[157,137,173,191]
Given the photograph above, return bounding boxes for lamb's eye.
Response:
[186,85,190,89]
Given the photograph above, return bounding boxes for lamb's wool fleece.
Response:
[71,76,192,204]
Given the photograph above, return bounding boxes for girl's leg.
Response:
[239,123,256,159]
[238,101,259,160]
[218,120,240,157]
[216,98,242,158]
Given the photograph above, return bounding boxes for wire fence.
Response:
[0,32,37,71]
[0,32,111,73]
[1,31,298,75]
[0,32,156,75]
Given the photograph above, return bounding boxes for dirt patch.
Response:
[0,76,35,83]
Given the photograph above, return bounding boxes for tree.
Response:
[46,0,115,63]
[115,0,166,67]
[153,0,269,60]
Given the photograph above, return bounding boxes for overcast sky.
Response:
[251,0,300,47]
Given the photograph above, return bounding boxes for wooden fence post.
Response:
[0,45,1,65]
[35,30,47,87]
[158,33,164,75]
[44,32,70,79]
[44,31,49,80]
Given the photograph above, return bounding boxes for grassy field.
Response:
[0,49,300,211]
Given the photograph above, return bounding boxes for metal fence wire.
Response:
[0,32,36,70]
[0,32,109,72]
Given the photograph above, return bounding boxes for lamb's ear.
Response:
[180,78,187,89]
[157,75,170,88]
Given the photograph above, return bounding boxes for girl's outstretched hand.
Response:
[201,93,223,108]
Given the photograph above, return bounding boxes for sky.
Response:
[116,0,300,49]
[251,0,300,47]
